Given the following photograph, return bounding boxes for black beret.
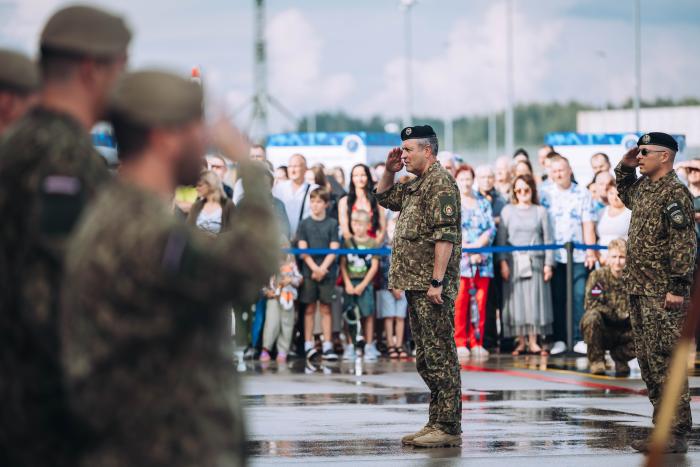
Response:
[401,125,436,141]
[109,70,203,127]
[638,132,678,152]
[40,5,132,58]
[0,49,39,93]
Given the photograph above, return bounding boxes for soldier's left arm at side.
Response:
[665,185,697,297]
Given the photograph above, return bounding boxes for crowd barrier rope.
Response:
[286,243,608,256]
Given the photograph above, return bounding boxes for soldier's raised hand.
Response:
[386,147,404,173]
[209,115,251,164]
[620,146,640,168]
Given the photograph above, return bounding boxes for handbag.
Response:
[512,206,542,279]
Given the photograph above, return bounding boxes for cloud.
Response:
[266,8,355,117]
[356,2,564,119]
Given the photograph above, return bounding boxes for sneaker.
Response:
[412,429,462,448]
[456,347,470,358]
[259,350,271,362]
[322,348,339,361]
[276,351,287,364]
[363,350,378,361]
[573,341,588,354]
[550,341,567,355]
[365,342,381,358]
[589,361,606,375]
[306,347,318,360]
[471,346,489,358]
[342,345,356,361]
[614,360,630,376]
[401,425,435,446]
[243,347,257,359]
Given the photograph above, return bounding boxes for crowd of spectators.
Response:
[177,142,700,363]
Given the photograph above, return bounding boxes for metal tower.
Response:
[243,0,296,143]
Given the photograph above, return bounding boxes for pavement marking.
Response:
[461,364,645,394]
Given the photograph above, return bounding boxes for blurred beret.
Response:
[109,70,203,127]
[40,5,131,57]
[638,132,678,152]
[0,49,39,93]
[401,125,436,141]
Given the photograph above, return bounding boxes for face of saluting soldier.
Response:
[401,139,433,176]
[636,144,672,178]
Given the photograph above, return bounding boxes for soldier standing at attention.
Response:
[0,48,40,135]
[581,238,635,376]
[60,70,279,467]
[0,6,131,467]
[375,125,462,448]
[616,132,697,453]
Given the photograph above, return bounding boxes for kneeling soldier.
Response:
[581,238,635,375]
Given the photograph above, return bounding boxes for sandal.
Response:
[388,347,399,358]
[398,348,409,358]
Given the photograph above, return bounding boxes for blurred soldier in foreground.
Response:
[581,238,634,376]
[0,6,130,466]
[375,125,463,448]
[60,70,279,467]
[616,132,697,453]
[0,48,40,135]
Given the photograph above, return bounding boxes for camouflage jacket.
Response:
[375,161,462,299]
[615,162,696,297]
[584,266,631,323]
[0,107,110,466]
[60,163,279,467]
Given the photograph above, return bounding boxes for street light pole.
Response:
[505,0,515,157]
[401,0,416,128]
[633,0,641,132]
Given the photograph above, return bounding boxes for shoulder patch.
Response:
[665,200,689,228]
[439,194,457,218]
[590,282,604,298]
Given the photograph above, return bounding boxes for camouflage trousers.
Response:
[580,311,635,364]
[406,291,462,435]
[629,295,691,436]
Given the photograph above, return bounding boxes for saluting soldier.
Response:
[0,48,40,135]
[581,238,635,376]
[375,125,463,448]
[60,70,279,467]
[0,6,131,467]
[616,132,697,453]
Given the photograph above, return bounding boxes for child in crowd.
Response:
[340,210,380,361]
[260,240,303,363]
[376,210,409,358]
[297,188,340,361]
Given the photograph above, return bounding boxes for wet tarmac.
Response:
[241,354,700,466]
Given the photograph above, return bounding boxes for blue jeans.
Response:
[552,262,589,343]
[251,297,267,349]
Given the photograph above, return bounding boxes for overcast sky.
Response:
[1,0,698,132]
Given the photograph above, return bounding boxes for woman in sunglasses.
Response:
[497,175,554,356]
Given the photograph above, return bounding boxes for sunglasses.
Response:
[639,148,666,156]
[514,188,531,194]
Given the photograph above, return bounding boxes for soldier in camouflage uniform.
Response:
[60,70,279,467]
[0,48,40,136]
[581,238,634,376]
[0,7,130,467]
[615,132,697,453]
[375,125,462,448]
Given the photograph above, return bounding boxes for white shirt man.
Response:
[272,153,318,235]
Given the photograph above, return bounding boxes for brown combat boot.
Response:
[630,435,688,454]
[401,425,434,446]
[589,361,606,375]
[412,429,462,448]
[614,360,630,376]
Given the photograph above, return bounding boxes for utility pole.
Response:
[504,0,515,157]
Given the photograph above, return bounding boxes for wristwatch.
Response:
[431,278,443,288]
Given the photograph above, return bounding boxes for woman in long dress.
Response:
[497,175,554,356]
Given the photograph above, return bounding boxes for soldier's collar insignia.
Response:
[641,134,651,144]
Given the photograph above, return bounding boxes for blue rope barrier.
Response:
[286,243,608,256]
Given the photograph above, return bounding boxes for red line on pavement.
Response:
[461,364,646,395]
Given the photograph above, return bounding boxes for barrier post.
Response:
[565,242,574,351]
